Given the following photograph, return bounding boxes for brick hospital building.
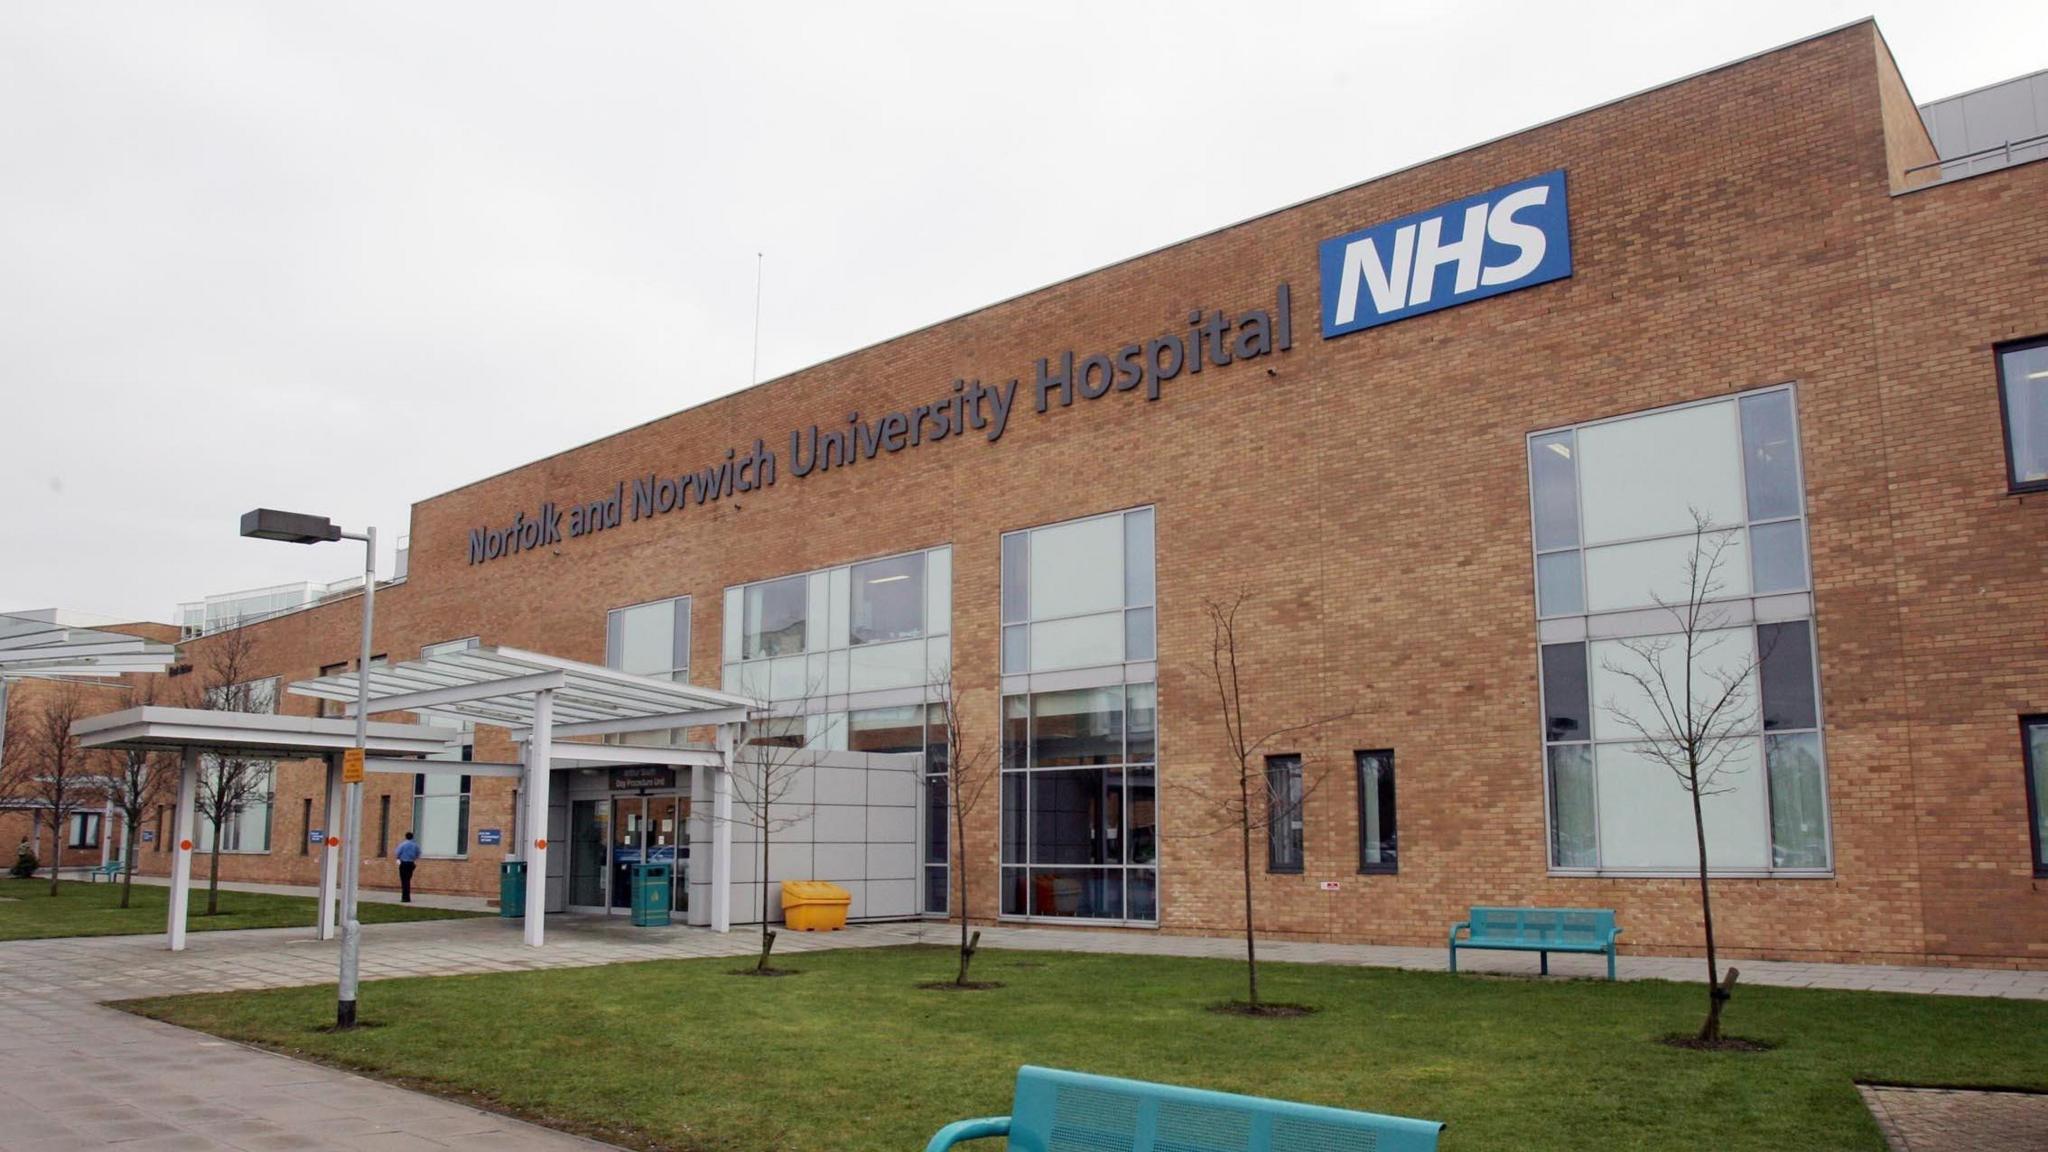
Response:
[21,21,2048,968]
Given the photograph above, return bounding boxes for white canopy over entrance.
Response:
[73,706,462,951]
[287,646,759,945]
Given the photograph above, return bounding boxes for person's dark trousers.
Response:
[398,860,416,902]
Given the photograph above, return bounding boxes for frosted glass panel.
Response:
[615,600,675,676]
[1030,515,1124,619]
[1537,551,1584,616]
[1749,520,1807,594]
[769,654,812,700]
[723,594,743,663]
[1594,740,1769,869]
[848,638,927,692]
[1578,401,1745,544]
[1583,530,1749,613]
[1030,613,1123,672]
[926,548,952,636]
[1589,627,1759,741]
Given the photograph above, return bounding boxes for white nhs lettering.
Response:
[1317,170,1571,339]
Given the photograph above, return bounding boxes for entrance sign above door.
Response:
[610,765,677,791]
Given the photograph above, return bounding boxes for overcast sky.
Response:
[3,1,2041,624]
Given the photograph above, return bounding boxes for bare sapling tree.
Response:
[1193,592,1354,1014]
[1598,511,1767,1044]
[728,693,823,974]
[105,677,173,908]
[192,627,270,916]
[0,683,102,896]
[931,663,997,986]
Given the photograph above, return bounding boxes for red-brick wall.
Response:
[108,22,2047,966]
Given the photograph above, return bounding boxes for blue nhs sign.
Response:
[1318,169,1571,339]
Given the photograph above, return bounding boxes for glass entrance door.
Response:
[568,800,609,910]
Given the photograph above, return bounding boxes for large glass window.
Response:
[1266,755,1304,873]
[724,547,950,709]
[1998,338,2048,492]
[68,812,101,849]
[1530,388,1830,875]
[2025,717,2048,877]
[1001,508,1155,674]
[850,554,925,646]
[999,684,1158,923]
[1356,750,1397,873]
[607,600,687,681]
[413,773,472,858]
[743,576,808,660]
[197,762,274,853]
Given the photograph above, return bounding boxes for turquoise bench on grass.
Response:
[87,859,126,883]
[925,1065,1444,1152]
[1449,906,1621,980]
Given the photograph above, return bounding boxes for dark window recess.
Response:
[1996,337,2048,493]
[2024,716,2048,877]
[300,798,313,855]
[1541,642,1591,742]
[1757,620,1818,731]
[1265,755,1304,873]
[1356,750,1397,873]
[377,795,391,858]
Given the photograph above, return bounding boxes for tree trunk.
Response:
[1690,759,1726,1042]
[46,811,62,896]
[955,785,973,985]
[119,817,138,909]
[756,821,773,972]
[1239,763,1259,1010]
[206,841,222,916]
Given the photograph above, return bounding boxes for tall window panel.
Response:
[999,684,1158,923]
[605,601,687,748]
[2025,717,2048,877]
[198,676,277,854]
[413,773,472,858]
[1997,337,2048,493]
[1265,755,1304,873]
[1356,750,1397,873]
[849,704,949,914]
[999,508,1158,924]
[1529,387,1831,876]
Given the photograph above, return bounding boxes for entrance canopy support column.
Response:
[318,752,342,941]
[521,688,554,947]
[711,723,735,934]
[167,748,198,951]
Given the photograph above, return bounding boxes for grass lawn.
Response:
[0,877,482,940]
[120,945,2048,1152]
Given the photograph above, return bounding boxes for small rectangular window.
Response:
[377,794,391,858]
[1356,750,1396,873]
[1997,338,2048,493]
[1528,430,1580,550]
[743,576,808,659]
[1541,642,1591,743]
[413,774,472,858]
[1757,621,1818,731]
[849,554,925,646]
[2025,717,2048,876]
[300,798,313,855]
[68,812,101,849]
[1265,755,1304,873]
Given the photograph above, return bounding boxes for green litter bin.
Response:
[499,860,526,918]
[629,862,671,927]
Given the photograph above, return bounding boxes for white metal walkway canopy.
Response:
[72,705,465,951]
[287,645,760,945]
[0,611,179,680]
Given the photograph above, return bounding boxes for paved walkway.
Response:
[6,913,2044,1149]
[1860,1085,2048,1151]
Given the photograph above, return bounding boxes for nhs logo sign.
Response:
[1318,169,1572,339]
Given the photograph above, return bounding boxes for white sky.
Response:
[3,1,2041,623]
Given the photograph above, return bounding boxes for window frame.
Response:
[999,505,1157,676]
[1265,754,1305,875]
[1995,335,2048,494]
[411,772,473,860]
[68,811,101,849]
[2024,715,2048,878]
[1355,749,1397,875]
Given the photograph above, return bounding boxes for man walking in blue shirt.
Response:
[395,832,421,902]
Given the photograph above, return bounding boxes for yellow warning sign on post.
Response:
[342,748,365,783]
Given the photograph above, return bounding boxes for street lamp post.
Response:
[240,508,374,1029]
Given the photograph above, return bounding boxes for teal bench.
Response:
[925,1065,1444,1151]
[1449,906,1621,980]
[87,859,126,883]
